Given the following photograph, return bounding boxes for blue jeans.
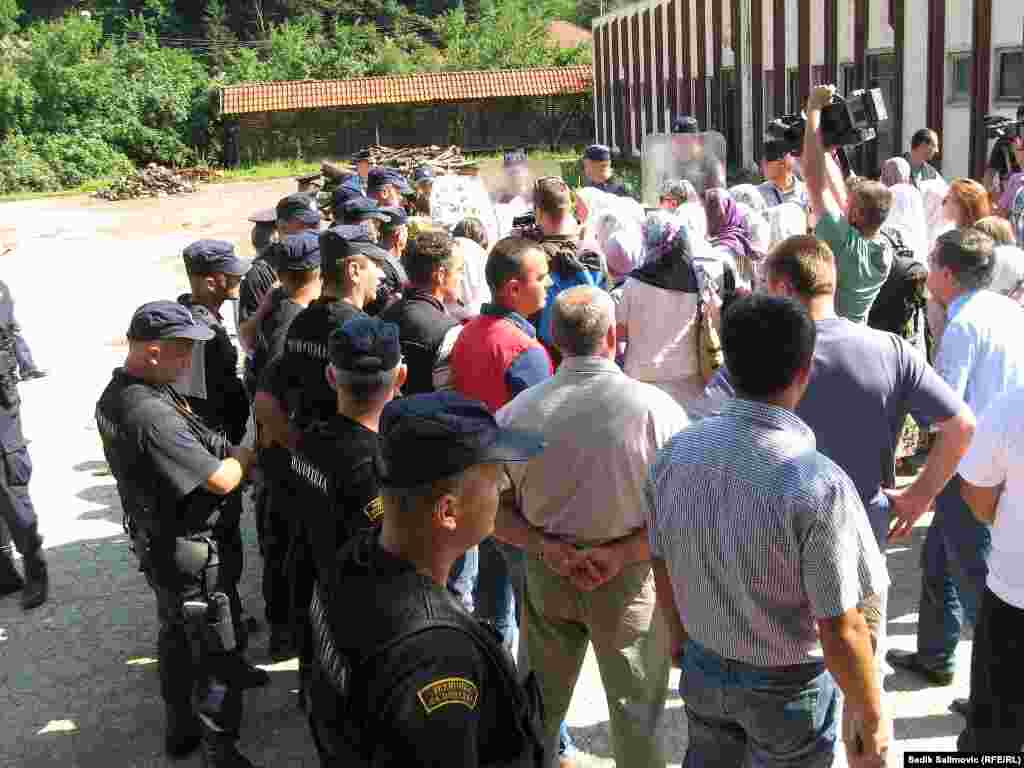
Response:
[679,640,840,768]
[447,546,479,613]
[917,476,991,672]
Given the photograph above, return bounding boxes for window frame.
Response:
[995,48,1024,103]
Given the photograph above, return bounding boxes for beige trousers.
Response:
[525,555,670,768]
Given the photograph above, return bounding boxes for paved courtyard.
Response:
[0,182,972,766]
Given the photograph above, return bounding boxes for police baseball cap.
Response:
[248,207,278,224]
[329,316,401,374]
[182,239,250,276]
[272,230,321,272]
[412,165,435,183]
[353,148,372,162]
[367,167,412,195]
[379,392,545,489]
[319,225,388,271]
[763,141,792,162]
[583,144,612,162]
[276,193,322,226]
[340,197,390,224]
[672,115,700,134]
[127,300,215,343]
[379,206,408,227]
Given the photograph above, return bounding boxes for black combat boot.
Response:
[20,549,48,610]
[165,704,201,758]
[0,544,24,598]
[200,730,259,768]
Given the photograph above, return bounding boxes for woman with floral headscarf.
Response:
[616,214,705,408]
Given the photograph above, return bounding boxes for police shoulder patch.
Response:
[364,496,383,522]
[417,677,479,714]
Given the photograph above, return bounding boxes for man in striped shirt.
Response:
[649,294,889,768]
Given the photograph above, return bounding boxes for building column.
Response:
[823,0,838,88]
[667,0,680,122]
[682,0,693,113]
[891,0,905,155]
[631,13,643,155]
[925,0,945,171]
[772,0,786,114]
[711,0,723,131]
[751,0,765,164]
[734,0,754,168]
[643,8,654,140]
[593,22,607,145]
[969,0,993,181]
[798,0,811,110]
[853,0,867,91]
[696,0,708,127]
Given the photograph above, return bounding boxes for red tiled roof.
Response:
[220,65,593,116]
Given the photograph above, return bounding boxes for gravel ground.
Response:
[0,183,972,766]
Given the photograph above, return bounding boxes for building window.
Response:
[997,50,1023,101]
[949,53,971,103]
[841,64,856,97]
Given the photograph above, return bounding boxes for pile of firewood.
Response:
[320,144,467,181]
[93,164,199,201]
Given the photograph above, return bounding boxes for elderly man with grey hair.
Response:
[494,285,689,768]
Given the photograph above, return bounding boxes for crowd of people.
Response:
[83,82,1024,767]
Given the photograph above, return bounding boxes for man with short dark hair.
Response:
[904,129,942,188]
[804,85,893,324]
[497,286,688,768]
[889,227,1024,688]
[532,177,607,356]
[651,293,890,768]
[352,149,371,191]
[380,230,464,395]
[367,167,412,209]
[451,237,553,413]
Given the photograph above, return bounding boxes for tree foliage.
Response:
[0,0,592,192]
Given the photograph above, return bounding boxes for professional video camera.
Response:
[985,113,1024,141]
[764,88,889,157]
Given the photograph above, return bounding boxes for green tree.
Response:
[0,0,21,36]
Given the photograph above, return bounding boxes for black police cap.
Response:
[182,239,250,276]
[379,392,545,489]
[328,316,401,374]
[127,300,215,343]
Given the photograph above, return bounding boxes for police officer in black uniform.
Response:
[307,391,548,767]
[364,205,409,317]
[254,226,386,450]
[286,316,405,710]
[0,277,48,609]
[178,240,251,444]
[581,144,629,197]
[95,302,262,767]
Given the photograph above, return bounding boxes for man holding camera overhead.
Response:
[803,85,894,325]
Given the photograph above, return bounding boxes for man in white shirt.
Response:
[956,386,1024,751]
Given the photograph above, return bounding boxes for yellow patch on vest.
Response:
[417,677,479,714]
[364,497,383,522]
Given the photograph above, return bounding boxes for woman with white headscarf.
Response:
[766,203,809,246]
[881,156,912,187]
[445,237,492,321]
[882,184,928,264]
[728,183,768,215]
[919,177,953,252]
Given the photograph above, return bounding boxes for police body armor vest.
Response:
[308,542,547,768]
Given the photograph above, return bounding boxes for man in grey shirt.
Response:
[496,286,689,768]
[650,294,889,767]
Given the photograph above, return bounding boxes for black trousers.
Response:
[0,445,41,558]
[957,588,1024,751]
[140,528,245,734]
[260,446,293,627]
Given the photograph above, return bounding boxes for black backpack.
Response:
[868,230,928,339]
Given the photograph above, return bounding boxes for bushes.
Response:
[35,132,135,188]
[0,134,59,194]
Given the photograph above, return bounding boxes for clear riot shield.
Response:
[641,131,728,207]
[429,174,501,246]
[477,158,564,238]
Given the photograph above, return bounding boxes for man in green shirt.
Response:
[803,85,894,324]
[904,129,942,188]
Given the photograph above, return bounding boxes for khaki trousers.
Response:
[525,554,670,768]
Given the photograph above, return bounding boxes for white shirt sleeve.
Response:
[959,394,1010,488]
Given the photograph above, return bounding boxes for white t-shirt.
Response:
[618,277,700,384]
[958,387,1024,609]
